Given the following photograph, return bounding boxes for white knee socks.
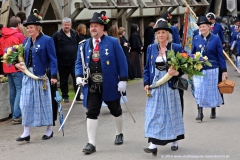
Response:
[21,126,30,138]
[148,142,157,149]
[113,116,123,135]
[172,141,178,147]
[87,118,98,146]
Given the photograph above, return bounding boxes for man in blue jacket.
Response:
[207,13,225,47]
[75,11,128,154]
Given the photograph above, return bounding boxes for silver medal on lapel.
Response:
[105,49,109,55]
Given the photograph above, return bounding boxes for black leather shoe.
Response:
[42,132,53,140]
[196,107,204,121]
[115,133,123,145]
[143,147,158,156]
[82,143,96,154]
[210,108,216,119]
[16,135,30,142]
[171,146,178,151]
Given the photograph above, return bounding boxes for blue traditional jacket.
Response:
[75,35,128,107]
[229,25,239,45]
[191,34,227,72]
[212,22,225,44]
[170,26,181,44]
[233,32,240,55]
[143,42,183,87]
[24,34,58,78]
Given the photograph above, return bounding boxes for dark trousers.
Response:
[58,64,80,100]
[87,91,122,119]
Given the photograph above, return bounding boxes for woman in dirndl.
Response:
[143,20,185,156]
[191,15,227,121]
[15,10,58,142]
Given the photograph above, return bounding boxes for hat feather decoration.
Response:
[33,9,42,21]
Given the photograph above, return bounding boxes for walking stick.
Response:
[120,92,136,123]
[58,86,81,131]
[222,50,240,73]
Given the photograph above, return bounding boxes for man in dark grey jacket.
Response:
[52,17,80,102]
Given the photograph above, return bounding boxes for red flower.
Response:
[102,15,108,20]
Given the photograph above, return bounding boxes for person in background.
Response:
[143,22,155,66]
[108,25,120,42]
[221,17,230,53]
[129,23,143,79]
[229,16,240,58]
[170,20,181,44]
[207,13,225,47]
[75,11,128,154]
[15,9,58,142]
[191,15,227,121]
[16,11,29,37]
[76,23,90,42]
[143,20,185,156]
[119,27,135,80]
[52,17,80,103]
[0,16,25,124]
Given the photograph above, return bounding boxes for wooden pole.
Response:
[223,50,240,73]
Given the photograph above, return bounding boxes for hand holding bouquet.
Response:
[1,44,41,80]
[149,50,212,89]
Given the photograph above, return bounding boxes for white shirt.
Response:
[92,38,101,49]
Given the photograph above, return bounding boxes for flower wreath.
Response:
[33,9,42,21]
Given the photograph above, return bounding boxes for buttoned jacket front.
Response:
[143,42,183,87]
[75,35,128,107]
[191,34,227,72]
[24,35,58,78]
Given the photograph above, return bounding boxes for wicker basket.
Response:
[218,79,235,94]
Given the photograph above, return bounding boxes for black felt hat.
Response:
[161,11,172,21]
[171,20,178,25]
[86,11,110,28]
[23,9,42,27]
[233,16,240,23]
[153,20,172,34]
[197,16,212,26]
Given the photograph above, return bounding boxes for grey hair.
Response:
[154,31,173,43]
[62,17,71,23]
[222,18,227,23]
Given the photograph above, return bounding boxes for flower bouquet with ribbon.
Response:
[1,44,41,80]
[149,50,212,89]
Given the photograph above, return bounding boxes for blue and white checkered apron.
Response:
[20,68,53,126]
[193,68,223,108]
[145,68,185,140]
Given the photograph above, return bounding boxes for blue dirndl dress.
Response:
[193,68,223,108]
[145,68,185,145]
[20,68,53,127]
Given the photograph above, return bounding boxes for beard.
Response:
[91,31,99,38]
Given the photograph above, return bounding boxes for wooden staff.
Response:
[222,50,240,73]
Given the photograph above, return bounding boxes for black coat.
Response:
[129,32,143,52]
[78,33,91,42]
[52,29,79,66]
[143,26,154,65]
